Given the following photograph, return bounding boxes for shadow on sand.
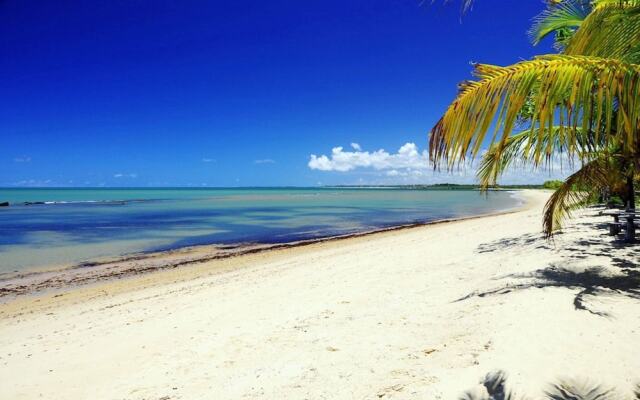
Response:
[460,370,639,400]
[456,265,640,317]
[468,215,640,317]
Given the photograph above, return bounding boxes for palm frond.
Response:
[477,131,531,190]
[592,0,640,10]
[477,127,587,190]
[429,55,640,170]
[542,155,619,237]
[529,0,590,48]
[566,0,640,62]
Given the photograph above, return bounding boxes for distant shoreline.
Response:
[0,184,547,191]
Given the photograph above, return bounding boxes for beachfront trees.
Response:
[429,0,640,236]
[542,152,637,235]
[477,126,638,235]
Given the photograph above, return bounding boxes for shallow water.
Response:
[0,188,521,273]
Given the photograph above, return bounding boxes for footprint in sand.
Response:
[376,383,405,398]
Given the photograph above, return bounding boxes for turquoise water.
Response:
[0,188,520,273]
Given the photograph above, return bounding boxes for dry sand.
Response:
[1,190,639,399]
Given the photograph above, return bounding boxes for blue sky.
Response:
[0,0,567,187]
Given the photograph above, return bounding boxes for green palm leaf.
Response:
[529,0,589,48]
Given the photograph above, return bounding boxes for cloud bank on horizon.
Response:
[308,142,575,185]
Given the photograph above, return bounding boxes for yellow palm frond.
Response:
[566,0,640,62]
[429,55,640,169]
[543,155,620,237]
[592,0,640,10]
[476,127,589,190]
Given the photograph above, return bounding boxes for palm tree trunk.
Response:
[624,175,636,243]
[626,175,635,210]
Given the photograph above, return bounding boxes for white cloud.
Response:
[254,159,275,164]
[202,158,215,163]
[14,156,31,163]
[114,173,138,179]
[308,142,576,185]
[308,142,428,172]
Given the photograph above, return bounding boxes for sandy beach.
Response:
[1,190,639,399]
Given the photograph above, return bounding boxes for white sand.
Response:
[1,190,639,399]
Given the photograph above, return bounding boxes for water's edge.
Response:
[0,190,529,300]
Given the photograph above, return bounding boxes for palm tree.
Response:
[429,0,640,235]
[542,152,635,236]
[477,126,636,236]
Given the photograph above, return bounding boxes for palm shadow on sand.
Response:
[467,221,640,317]
[456,265,640,317]
[459,370,639,400]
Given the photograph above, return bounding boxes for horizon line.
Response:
[0,183,551,190]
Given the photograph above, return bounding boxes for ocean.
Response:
[0,188,521,273]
